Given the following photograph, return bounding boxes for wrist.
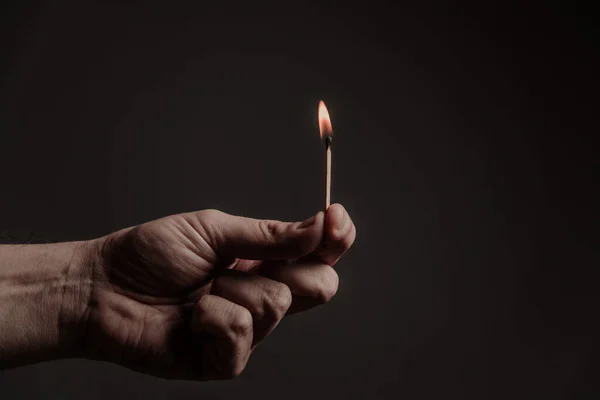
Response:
[57,239,98,359]
[0,240,96,367]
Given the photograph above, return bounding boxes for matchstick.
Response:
[318,100,333,211]
[325,136,332,210]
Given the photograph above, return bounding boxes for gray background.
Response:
[1,1,598,399]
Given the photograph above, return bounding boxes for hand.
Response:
[81,204,356,380]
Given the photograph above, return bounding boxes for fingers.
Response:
[221,203,354,316]
[192,294,253,380]
[313,203,356,266]
[258,257,339,314]
[194,209,325,261]
[210,270,292,346]
[191,274,293,379]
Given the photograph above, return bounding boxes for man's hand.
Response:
[78,204,355,380]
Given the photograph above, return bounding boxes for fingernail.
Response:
[298,214,317,228]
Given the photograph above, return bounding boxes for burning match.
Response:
[318,100,333,210]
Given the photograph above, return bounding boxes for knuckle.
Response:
[257,220,280,246]
[194,296,215,325]
[131,224,155,252]
[197,209,224,221]
[194,209,227,249]
[264,282,292,317]
[315,267,339,303]
[229,308,253,338]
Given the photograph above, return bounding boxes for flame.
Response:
[318,100,333,139]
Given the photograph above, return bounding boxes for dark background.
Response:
[1,1,598,399]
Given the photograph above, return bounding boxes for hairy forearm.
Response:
[0,241,93,368]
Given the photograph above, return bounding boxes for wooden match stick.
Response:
[318,100,333,211]
[325,136,332,210]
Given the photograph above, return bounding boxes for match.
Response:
[318,100,333,210]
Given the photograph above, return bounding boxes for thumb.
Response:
[196,210,325,260]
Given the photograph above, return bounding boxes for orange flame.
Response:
[318,100,333,139]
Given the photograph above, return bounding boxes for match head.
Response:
[318,100,333,140]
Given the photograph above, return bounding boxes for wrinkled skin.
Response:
[80,204,356,380]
